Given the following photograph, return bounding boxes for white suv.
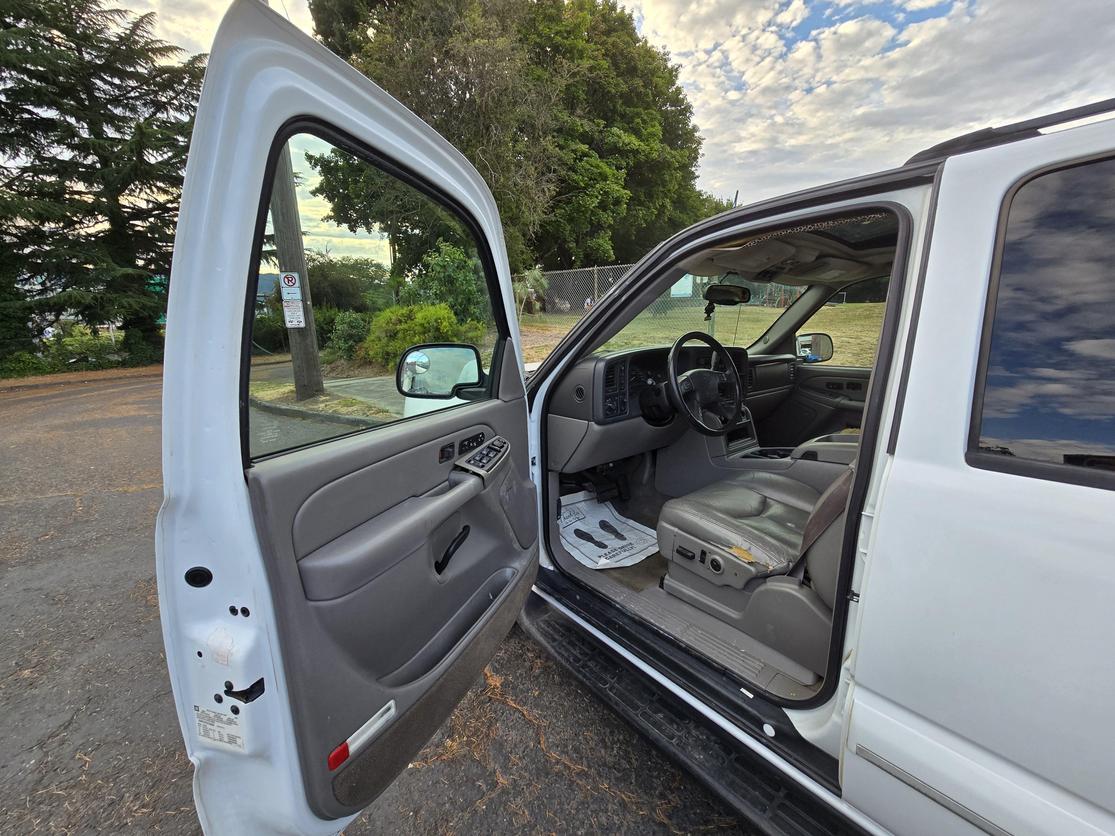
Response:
[156,3,1115,834]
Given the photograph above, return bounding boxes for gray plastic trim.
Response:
[790,440,859,465]
[549,414,685,474]
[299,472,483,601]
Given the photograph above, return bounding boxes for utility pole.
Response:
[269,142,324,400]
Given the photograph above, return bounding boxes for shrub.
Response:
[46,327,124,371]
[399,240,489,323]
[0,351,52,378]
[513,266,547,315]
[312,306,340,350]
[328,310,371,360]
[359,304,485,371]
[251,311,288,353]
[305,251,391,311]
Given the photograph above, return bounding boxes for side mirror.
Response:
[396,343,483,399]
[796,332,834,363]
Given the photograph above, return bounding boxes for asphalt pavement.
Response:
[0,374,748,834]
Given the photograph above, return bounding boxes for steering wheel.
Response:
[666,331,745,436]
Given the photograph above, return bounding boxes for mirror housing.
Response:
[795,332,834,363]
[703,283,751,305]
[703,283,751,321]
[396,343,483,399]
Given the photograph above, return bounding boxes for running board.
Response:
[519,592,868,836]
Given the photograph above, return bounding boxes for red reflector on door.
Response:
[327,742,349,771]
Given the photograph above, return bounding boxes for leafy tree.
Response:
[307,147,475,277]
[308,0,730,272]
[310,0,558,273]
[0,0,204,362]
[524,0,732,265]
[399,240,489,323]
[308,0,385,59]
[304,250,392,311]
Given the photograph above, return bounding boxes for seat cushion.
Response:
[657,471,818,570]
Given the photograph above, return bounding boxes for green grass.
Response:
[518,302,886,368]
[798,303,885,367]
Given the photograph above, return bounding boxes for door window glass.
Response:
[247,131,500,459]
[796,275,890,367]
[972,157,1115,478]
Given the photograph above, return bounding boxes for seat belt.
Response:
[787,466,855,580]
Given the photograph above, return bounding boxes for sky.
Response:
[275,133,392,262]
[130,0,1115,203]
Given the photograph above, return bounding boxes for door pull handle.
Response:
[435,526,470,574]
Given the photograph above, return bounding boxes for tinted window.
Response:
[973,157,1115,478]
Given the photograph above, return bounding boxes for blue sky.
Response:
[134,0,1115,203]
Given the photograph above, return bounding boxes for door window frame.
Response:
[238,117,513,467]
[964,151,1115,492]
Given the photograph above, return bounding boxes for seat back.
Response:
[796,465,853,608]
[803,508,846,610]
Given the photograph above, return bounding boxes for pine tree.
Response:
[0,0,204,362]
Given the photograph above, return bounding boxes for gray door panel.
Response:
[758,366,870,445]
[247,394,537,819]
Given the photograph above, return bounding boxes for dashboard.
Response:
[591,346,797,424]
[547,346,801,474]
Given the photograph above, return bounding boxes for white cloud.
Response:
[1066,339,1115,360]
[625,0,1115,201]
[122,0,1115,209]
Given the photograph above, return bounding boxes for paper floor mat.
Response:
[558,490,658,570]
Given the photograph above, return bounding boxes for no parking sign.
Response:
[279,271,302,300]
[279,272,305,328]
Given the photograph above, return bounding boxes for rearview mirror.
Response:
[796,332,834,363]
[703,283,751,305]
[396,343,483,399]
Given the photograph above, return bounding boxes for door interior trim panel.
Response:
[247,395,537,818]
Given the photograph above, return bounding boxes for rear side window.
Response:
[969,156,1115,486]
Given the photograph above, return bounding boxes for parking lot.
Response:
[0,373,747,834]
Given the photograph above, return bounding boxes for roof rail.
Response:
[905,97,1115,165]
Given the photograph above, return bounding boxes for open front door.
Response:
[155,2,538,831]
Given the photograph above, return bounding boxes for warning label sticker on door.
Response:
[195,705,245,750]
[282,299,305,328]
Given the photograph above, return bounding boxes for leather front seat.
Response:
[657,471,820,572]
[657,467,854,679]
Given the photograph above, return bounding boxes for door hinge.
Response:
[847,590,861,603]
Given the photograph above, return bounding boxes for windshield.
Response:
[601,273,805,353]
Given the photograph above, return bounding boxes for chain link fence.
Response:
[515,263,635,364]
[536,262,634,313]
